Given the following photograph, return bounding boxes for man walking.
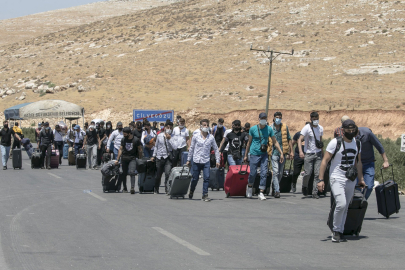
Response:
[243,113,284,200]
[39,122,54,169]
[334,115,350,138]
[107,122,124,160]
[298,112,324,199]
[171,118,190,167]
[53,124,64,165]
[83,124,100,169]
[12,122,23,149]
[141,121,156,158]
[212,118,226,147]
[219,120,247,166]
[73,125,85,156]
[0,120,21,170]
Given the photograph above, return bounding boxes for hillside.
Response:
[0,0,404,136]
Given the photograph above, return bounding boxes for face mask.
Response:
[275,118,282,125]
[107,125,111,129]
[259,119,267,126]
[201,127,209,133]
[3,125,8,128]
[234,127,241,132]
[344,131,356,140]
[218,124,223,128]
[160,126,164,130]
[179,125,184,129]
[124,135,129,139]
[90,125,95,129]
[165,129,172,135]
[312,120,319,126]
[46,127,50,130]
[118,128,123,131]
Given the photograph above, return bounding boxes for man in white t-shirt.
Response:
[171,118,190,167]
[318,119,365,243]
[298,112,324,198]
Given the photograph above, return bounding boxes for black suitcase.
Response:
[31,149,42,169]
[253,163,272,195]
[102,174,122,193]
[136,157,149,173]
[209,168,225,191]
[327,186,368,236]
[375,165,401,219]
[12,148,22,169]
[279,160,293,193]
[307,168,330,196]
[76,150,87,169]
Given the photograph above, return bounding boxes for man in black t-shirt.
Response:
[292,131,305,193]
[83,124,100,169]
[219,120,247,166]
[0,120,21,170]
[97,121,106,166]
[212,118,226,147]
[132,121,143,140]
[116,127,143,194]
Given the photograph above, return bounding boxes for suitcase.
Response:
[102,152,112,164]
[209,168,225,191]
[375,165,401,219]
[136,157,149,173]
[181,151,188,166]
[167,166,192,199]
[327,187,368,236]
[307,168,330,196]
[278,160,293,193]
[12,148,22,169]
[224,164,250,197]
[102,174,122,193]
[63,144,69,159]
[50,149,59,169]
[68,147,76,166]
[76,149,87,169]
[138,172,156,193]
[253,162,272,195]
[31,149,42,169]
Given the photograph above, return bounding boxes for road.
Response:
[0,151,403,270]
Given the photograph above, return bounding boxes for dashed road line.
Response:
[87,192,107,201]
[48,173,61,179]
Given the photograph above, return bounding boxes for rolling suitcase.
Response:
[31,148,42,169]
[50,150,59,168]
[12,148,22,169]
[68,147,76,166]
[209,167,225,191]
[279,160,293,193]
[375,165,401,219]
[76,149,87,169]
[224,164,250,197]
[136,157,149,173]
[167,166,192,199]
[253,164,272,195]
[181,151,188,166]
[102,174,122,193]
[327,186,368,236]
[307,168,330,196]
[63,144,69,159]
[138,172,155,193]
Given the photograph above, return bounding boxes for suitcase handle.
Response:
[380,164,394,185]
[180,165,190,177]
[239,162,249,175]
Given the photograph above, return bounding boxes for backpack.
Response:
[144,131,156,145]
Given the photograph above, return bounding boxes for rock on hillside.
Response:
[0,0,404,115]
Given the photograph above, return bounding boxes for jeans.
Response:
[0,145,10,166]
[40,144,52,168]
[87,144,98,168]
[172,146,187,167]
[74,143,83,156]
[227,154,242,166]
[360,162,375,200]
[190,161,210,196]
[330,177,356,233]
[248,153,269,190]
[292,157,304,185]
[121,159,137,190]
[271,155,286,192]
[113,148,119,160]
[143,146,153,158]
[303,152,322,194]
[54,141,63,163]
[241,148,250,162]
[155,157,173,189]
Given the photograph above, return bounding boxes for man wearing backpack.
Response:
[268,112,294,198]
[243,113,284,201]
[298,112,324,199]
[318,119,365,243]
[219,120,247,165]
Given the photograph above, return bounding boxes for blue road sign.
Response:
[133,110,174,122]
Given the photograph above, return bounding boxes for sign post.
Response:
[401,134,405,152]
[133,110,174,122]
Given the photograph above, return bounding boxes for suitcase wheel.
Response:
[217,188,220,191]
[211,188,214,191]
[182,196,185,199]
[226,193,230,198]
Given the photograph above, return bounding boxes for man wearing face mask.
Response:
[132,121,143,140]
[187,119,220,202]
[97,121,106,166]
[39,122,54,170]
[171,118,190,167]
[141,121,156,158]
[298,111,324,199]
[53,124,64,165]
[116,127,143,194]
[107,122,124,160]
[151,122,175,194]
[0,120,21,170]
[244,113,284,200]
[269,112,294,198]
[104,121,113,151]
[73,125,86,156]
[83,124,100,169]
[219,120,248,165]
[212,118,226,148]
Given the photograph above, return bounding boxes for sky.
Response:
[0,0,107,20]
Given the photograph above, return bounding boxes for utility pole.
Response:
[250,45,294,115]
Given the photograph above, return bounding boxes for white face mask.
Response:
[165,129,172,135]
[259,119,267,126]
[218,124,223,128]
[107,125,111,129]
[312,120,319,126]
[90,125,95,129]
[179,125,184,129]
[201,127,209,133]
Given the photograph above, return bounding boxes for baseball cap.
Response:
[117,121,123,126]
[74,125,80,130]
[342,120,356,129]
[259,112,267,119]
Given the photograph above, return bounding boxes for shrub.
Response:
[21,127,36,142]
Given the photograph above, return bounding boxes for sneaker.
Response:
[165,186,168,194]
[302,187,308,196]
[2,166,6,170]
[258,192,267,200]
[122,189,129,193]
[291,183,296,193]
[41,167,45,169]
[271,189,275,197]
[154,188,159,194]
[202,195,211,202]
[339,233,347,242]
[47,167,51,170]
[312,193,319,199]
[130,188,135,194]
[188,191,194,199]
[246,185,253,198]
[331,231,340,243]
[274,191,280,198]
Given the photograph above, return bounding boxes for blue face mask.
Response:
[275,118,282,125]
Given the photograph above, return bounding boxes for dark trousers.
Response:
[54,141,63,163]
[222,150,228,167]
[12,138,21,149]
[74,143,83,156]
[292,157,304,185]
[40,144,52,167]
[97,145,105,166]
[121,159,137,190]
[172,146,187,167]
[155,157,172,189]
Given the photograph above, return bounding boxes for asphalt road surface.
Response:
[0,151,403,270]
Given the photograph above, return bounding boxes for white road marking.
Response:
[87,192,107,201]
[0,232,10,270]
[24,162,30,166]
[48,173,61,179]
[152,227,210,256]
